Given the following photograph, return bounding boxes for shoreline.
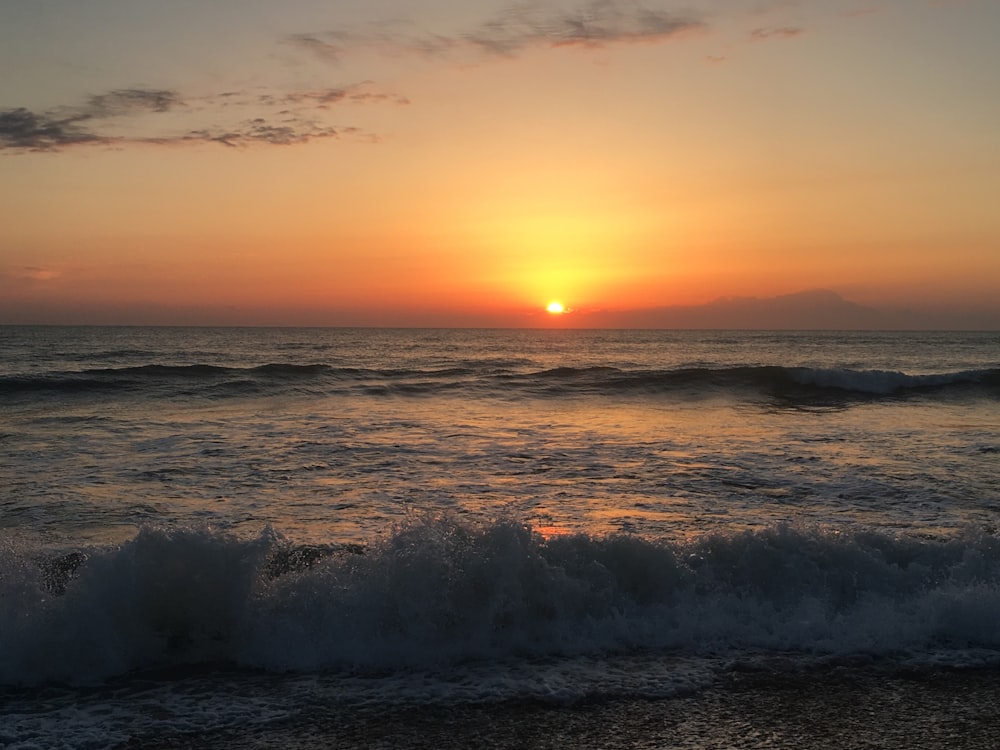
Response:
[116,666,1000,749]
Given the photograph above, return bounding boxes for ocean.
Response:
[1,326,999,748]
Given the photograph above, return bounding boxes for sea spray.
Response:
[5,519,1000,686]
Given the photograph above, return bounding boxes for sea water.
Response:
[1,326,998,747]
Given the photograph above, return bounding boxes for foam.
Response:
[4,519,1000,687]
[789,367,990,395]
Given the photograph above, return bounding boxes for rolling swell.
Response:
[4,518,1000,686]
[1,362,996,403]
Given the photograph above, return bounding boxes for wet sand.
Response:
[123,667,1000,749]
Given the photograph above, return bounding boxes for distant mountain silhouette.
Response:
[693,289,887,329]
[575,289,994,330]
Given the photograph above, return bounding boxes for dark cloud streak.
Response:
[748,25,804,40]
[0,84,385,153]
[292,0,707,63]
[258,83,409,109]
[84,88,180,117]
[4,2,711,153]
[183,118,341,148]
[288,32,352,63]
[466,1,706,54]
[0,87,182,151]
[0,107,107,150]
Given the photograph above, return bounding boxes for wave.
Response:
[787,366,998,395]
[4,518,1000,686]
[518,365,999,398]
[2,363,997,403]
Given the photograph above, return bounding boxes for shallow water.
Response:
[3,327,997,544]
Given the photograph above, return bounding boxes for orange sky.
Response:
[1,0,999,327]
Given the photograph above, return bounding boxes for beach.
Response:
[77,667,1000,749]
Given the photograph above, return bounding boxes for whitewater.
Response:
[1,326,998,748]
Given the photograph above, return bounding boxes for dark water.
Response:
[1,326,998,747]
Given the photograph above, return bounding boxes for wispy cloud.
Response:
[0,107,109,150]
[2,2,819,154]
[255,83,410,109]
[163,120,341,148]
[748,25,804,41]
[83,88,180,117]
[291,0,707,64]
[0,88,185,150]
[0,265,65,294]
[464,1,706,54]
[288,32,353,64]
[15,266,62,282]
[839,5,881,18]
[0,83,396,153]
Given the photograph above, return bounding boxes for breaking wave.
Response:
[4,518,1000,686]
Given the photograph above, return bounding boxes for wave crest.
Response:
[4,519,1000,685]
[2,362,997,403]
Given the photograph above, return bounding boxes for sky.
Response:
[1,0,998,328]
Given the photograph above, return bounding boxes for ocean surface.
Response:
[1,326,999,748]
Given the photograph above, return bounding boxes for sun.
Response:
[546,301,565,314]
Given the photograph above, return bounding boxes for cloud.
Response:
[287,33,354,63]
[0,266,64,294]
[291,0,707,63]
[0,84,390,153]
[83,88,180,117]
[181,118,343,148]
[464,1,706,54]
[0,107,108,150]
[4,2,707,154]
[0,87,183,151]
[0,87,190,151]
[839,6,881,18]
[257,83,410,109]
[748,25,804,41]
[17,266,62,281]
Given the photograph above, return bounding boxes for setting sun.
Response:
[1,0,998,331]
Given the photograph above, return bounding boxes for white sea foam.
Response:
[4,520,1000,688]
[789,367,986,395]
